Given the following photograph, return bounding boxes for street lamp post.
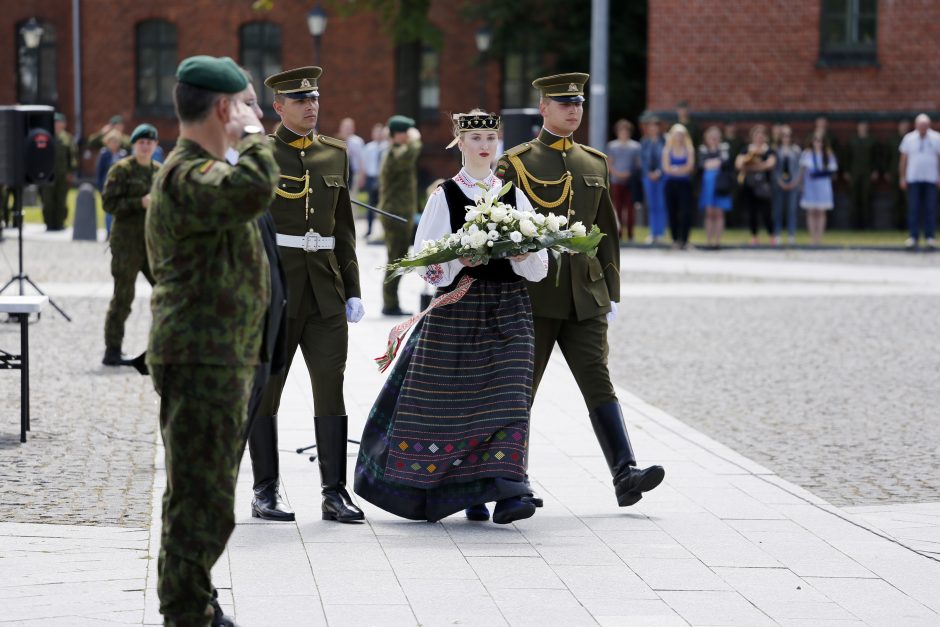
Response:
[19,18,45,103]
[474,26,491,110]
[307,6,328,66]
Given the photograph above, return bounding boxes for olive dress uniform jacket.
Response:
[497,129,620,321]
[268,124,360,319]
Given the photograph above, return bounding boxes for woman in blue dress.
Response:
[799,133,838,245]
[697,126,734,248]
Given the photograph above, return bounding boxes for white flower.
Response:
[557,215,568,226]
[488,230,499,240]
[487,222,497,231]
[490,208,507,223]
[487,241,494,247]
[510,209,525,220]
[461,235,472,247]
[468,224,479,234]
[545,214,560,233]
[509,231,523,243]
[532,213,546,225]
[519,218,537,237]
[470,230,489,248]
[570,221,587,236]
[465,210,480,221]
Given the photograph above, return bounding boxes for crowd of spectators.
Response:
[608,102,940,249]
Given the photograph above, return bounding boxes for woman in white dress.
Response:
[800,132,838,245]
[355,110,549,524]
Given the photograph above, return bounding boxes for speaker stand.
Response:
[0,186,72,321]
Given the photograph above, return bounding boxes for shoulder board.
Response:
[579,144,607,160]
[318,134,347,151]
[503,143,533,158]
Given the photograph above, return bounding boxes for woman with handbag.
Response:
[698,126,734,248]
[800,132,838,245]
[735,125,778,245]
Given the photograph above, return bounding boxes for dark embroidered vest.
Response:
[441,179,520,283]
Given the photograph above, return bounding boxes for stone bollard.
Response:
[71,183,98,241]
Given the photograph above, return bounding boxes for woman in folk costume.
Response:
[355,110,548,524]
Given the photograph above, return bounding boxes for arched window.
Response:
[136,20,177,116]
[239,22,282,111]
[16,19,57,105]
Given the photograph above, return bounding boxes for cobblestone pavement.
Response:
[609,249,940,508]
[0,234,157,527]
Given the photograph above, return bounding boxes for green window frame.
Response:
[239,22,282,112]
[819,0,878,67]
[136,20,178,117]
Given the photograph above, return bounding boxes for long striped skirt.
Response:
[354,279,533,521]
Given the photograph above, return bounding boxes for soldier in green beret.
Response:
[379,114,422,315]
[87,114,131,153]
[39,112,77,231]
[255,65,365,523]
[101,123,160,366]
[496,73,665,510]
[146,54,278,627]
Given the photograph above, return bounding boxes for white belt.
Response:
[276,232,336,252]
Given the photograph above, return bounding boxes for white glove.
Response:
[345,297,364,323]
[606,301,619,323]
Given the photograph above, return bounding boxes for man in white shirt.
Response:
[899,113,940,248]
[361,122,388,236]
[338,117,365,196]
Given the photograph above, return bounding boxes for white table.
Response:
[0,295,47,442]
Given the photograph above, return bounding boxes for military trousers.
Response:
[531,315,617,412]
[850,175,873,230]
[39,181,68,230]
[257,282,348,419]
[381,218,411,310]
[105,224,155,350]
[151,363,254,627]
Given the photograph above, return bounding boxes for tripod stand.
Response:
[0,186,71,321]
[296,437,360,462]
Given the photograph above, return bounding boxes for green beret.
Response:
[388,115,415,134]
[109,115,123,125]
[176,55,247,94]
[131,123,158,144]
[54,112,66,122]
[533,72,589,103]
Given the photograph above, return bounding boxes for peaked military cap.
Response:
[533,72,589,103]
[388,115,415,134]
[54,112,65,122]
[130,123,158,144]
[176,56,248,94]
[264,67,321,99]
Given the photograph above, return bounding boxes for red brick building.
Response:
[647,0,940,134]
[1,0,511,181]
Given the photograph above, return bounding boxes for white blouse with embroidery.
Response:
[414,169,549,287]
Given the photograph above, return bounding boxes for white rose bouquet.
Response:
[384,181,603,282]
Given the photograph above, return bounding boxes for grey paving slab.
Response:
[806,577,940,626]
[620,556,731,592]
[466,557,567,590]
[658,590,777,626]
[321,603,417,626]
[488,588,597,626]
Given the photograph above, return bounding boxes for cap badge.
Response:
[568,83,578,92]
[300,78,312,89]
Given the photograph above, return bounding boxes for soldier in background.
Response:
[379,114,421,316]
[257,66,365,523]
[844,121,879,230]
[87,114,131,153]
[145,55,277,627]
[40,112,77,231]
[497,73,665,510]
[886,119,910,230]
[101,124,160,366]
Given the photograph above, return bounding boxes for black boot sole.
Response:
[251,505,296,521]
[616,466,666,507]
[322,510,365,523]
[522,495,544,508]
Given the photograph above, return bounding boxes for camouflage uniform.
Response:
[39,129,77,230]
[102,156,159,352]
[378,136,421,311]
[146,134,278,625]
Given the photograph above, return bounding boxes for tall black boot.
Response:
[248,413,294,521]
[315,415,365,523]
[590,401,665,506]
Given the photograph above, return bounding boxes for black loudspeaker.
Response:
[500,108,542,150]
[0,105,56,186]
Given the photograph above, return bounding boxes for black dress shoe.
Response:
[102,348,130,366]
[210,588,239,627]
[465,503,490,521]
[381,307,412,316]
[251,484,295,521]
[322,487,365,523]
[614,465,665,507]
[492,496,536,525]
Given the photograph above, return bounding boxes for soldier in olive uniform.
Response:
[497,73,664,509]
[379,115,422,316]
[101,124,160,366]
[87,114,132,153]
[844,121,880,230]
[256,66,365,523]
[40,113,77,231]
[146,55,278,627]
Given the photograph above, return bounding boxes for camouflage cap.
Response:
[533,72,589,103]
[388,115,415,133]
[130,123,158,144]
[176,55,248,94]
[264,67,321,99]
